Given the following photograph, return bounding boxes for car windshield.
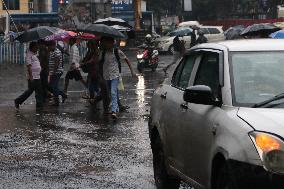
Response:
[231,51,284,107]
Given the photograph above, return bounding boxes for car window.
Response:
[231,51,284,106]
[172,55,196,89]
[194,52,220,98]
[172,59,184,86]
[178,56,196,89]
[199,28,210,34]
[208,28,221,34]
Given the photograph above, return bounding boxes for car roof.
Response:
[191,39,284,52]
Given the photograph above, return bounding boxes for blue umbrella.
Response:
[270,29,284,39]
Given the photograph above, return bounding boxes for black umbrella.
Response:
[77,24,125,39]
[224,25,245,40]
[240,23,281,37]
[94,17,132,28]
[15,26,61,43]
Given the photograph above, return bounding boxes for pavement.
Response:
[0,52,191,189]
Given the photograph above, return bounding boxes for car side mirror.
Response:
[183,85,221,106]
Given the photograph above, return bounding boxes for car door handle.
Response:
[180,103,188,110]
[160,92,167,99]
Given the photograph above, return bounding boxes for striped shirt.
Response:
[49,48,63,75]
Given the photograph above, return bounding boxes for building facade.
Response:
[65,0,112,23]
[0,0,30,15]
[32,0,58,13]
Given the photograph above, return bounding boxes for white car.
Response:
[149,39,284,189]
[155,26,225,54]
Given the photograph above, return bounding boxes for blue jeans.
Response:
[107,78,119,113]
[49,72,65,104]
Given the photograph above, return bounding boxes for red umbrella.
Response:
[78,33,96,40]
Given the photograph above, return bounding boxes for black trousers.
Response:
[15,79,43,107]
[40,71,49,102]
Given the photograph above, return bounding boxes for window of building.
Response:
[3,0,20,10]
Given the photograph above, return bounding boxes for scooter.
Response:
[137,48,159,73]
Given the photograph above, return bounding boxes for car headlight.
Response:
[249,132,284,174]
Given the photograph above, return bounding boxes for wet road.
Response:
[0,52,190,189]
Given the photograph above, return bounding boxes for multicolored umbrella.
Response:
[45,31,77,41]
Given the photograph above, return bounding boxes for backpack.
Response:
[100,48,122,73]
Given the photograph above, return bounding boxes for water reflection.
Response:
[136,75,145,108]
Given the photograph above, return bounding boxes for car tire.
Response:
[168,45,174,55]
[152,137,180,189]
[215,163,239,189]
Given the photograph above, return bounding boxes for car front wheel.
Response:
[215,163,238,189]
[152,137,180,189]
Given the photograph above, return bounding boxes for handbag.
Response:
[118,76,125,91]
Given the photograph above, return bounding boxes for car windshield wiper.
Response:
[252,93,284,108]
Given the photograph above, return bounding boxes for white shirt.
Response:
[26,50,41,80]
[69,44,81,70]
[103,49,126,81]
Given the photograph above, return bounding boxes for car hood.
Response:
[237,107,284,137]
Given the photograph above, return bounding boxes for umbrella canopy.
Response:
[94,17,132,28]
[111,25,131,32]
[15,26,61,43]
[224,25,245,40]
[78,33,97,40]
[270,29,284,38]
[77,24,125,39]
[45,31,77,41]
[240,23,281,37]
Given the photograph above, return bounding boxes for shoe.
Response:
[111,112,118,120]
[14,100,20,110]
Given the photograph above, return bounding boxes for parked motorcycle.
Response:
[137,48,159,73]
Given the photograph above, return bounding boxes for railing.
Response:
[0,42,27,65]
[0,42,87,65]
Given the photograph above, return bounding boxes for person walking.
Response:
[81,39,102,103]
[163,36,184,75]
[100,37,136,119]
[63,38,88,97]
[47,41,67,106]
[15,42,43,110]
